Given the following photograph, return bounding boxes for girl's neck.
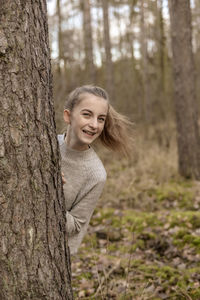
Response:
[64,128,89,151]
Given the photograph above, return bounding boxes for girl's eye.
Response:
[98,117,105,122]
[83,113,90,117]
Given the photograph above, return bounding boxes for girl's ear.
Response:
[63,109,71,124]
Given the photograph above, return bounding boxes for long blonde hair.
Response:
[64,85,134,157]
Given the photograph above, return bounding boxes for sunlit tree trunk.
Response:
[193,0,200,105]
[95,5,103,67]
[157,0,166,94]
[140,0,151,125]
[154,0,167,123]
[169,0,200,179]
[127,0,142,118]
[0,1,73,298]
[57,0,63,74]
[82,0,95,83]
[114,6,124,58]
[194,0,200,52]
[127,0,137,67]
[102,0,114,100]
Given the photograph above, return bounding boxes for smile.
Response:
[82,130,96,136]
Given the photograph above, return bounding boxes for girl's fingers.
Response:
[61,172,66,184]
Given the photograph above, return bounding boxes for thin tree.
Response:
[153,0,167,124]
[0,1,73,299]
[156,0,166,95]
[102,0,114,99]
[194,0,200,53]
[140,0,151,125]
[57,0,63,75]
[82,0,95,83]
[168,0,200,179]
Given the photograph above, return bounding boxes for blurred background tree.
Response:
[47,0,200,179]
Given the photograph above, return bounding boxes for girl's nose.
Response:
[89,118,98,129]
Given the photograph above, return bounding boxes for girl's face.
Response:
[64,93,108,150]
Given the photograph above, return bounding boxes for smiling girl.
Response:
[58,85,133,255]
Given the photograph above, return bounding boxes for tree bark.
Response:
[194,0,200,52]
[0,1,73,299]
[168,0,200,179]
[157,0,165,94]
[102,0,114,100]
[82,0,95,83]
[140,0,151,125]
[153,0,167,123]
[57,0,63,74]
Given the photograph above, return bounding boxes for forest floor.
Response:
[71,130,200,299]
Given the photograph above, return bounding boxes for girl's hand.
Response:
[62,172,66,184]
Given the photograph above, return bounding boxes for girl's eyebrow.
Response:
[81,109,92,113]
[81,109,107,117]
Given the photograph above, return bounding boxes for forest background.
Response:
[47,0,200,299]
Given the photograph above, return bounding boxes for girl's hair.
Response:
[64,85,134,157]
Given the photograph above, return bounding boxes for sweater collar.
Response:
[61,140,94,161]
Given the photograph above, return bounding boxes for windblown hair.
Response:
[100,105,134,157]
[64,85,134,157]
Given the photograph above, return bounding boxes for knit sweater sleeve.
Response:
[66,180,105,236]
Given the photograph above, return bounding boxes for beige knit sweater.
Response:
[58,134,107,254]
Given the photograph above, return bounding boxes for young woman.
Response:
[58,85,133,255]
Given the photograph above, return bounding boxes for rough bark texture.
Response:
[169,0,200,179]
[0,1,73,299]
[102,0,114,100]
[82,0,95,83]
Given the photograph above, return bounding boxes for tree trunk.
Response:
[168,0,200,179]
[102,0,114,100]
[57,0,63,75]
[194,0,200,52]
[140,0,151,125]
[154,0,167,123]
[0,1,73,299]
[82,0,95,83]
[157,0,165,94]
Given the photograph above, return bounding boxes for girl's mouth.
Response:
[83,130,96,136]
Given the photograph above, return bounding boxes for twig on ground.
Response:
[174,287,192,300]
[93,259,121,297]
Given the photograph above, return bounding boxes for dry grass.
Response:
[97,123,179,210]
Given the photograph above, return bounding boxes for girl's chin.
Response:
[81,133,97,142]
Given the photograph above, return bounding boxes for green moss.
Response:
[187,236,200,248]
[174,228,191,239]
[130,259,144,268]
[83,233,98,248]
[129,262,190,289]
[92,208,115,225]
[155,265,180,280]
[187,267,200,274]
[173,231,200,252]
[118,244,131,253]
[122,211,162,232]
[155,182,193,204]
[107,243,118,252]
[118,293,133,300]
[77,271,92,280]
[190,215,200,228]
[189,290,200,299]
[134,239,145,250]
[169,211,200,228]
